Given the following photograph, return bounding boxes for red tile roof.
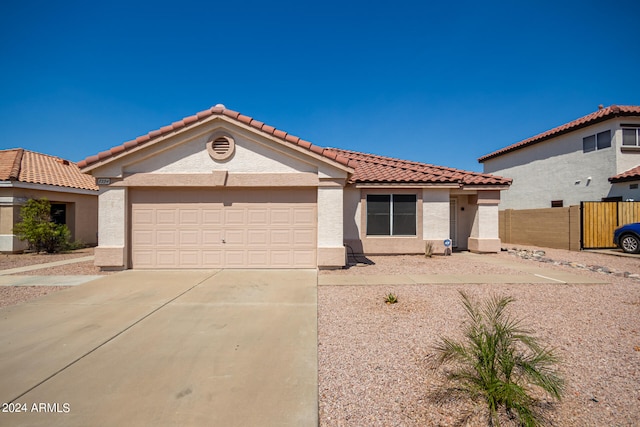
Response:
[79,104,511,187]
[0,148,98,191]
[78,104,356,170]
[609,165,640,183]
[328,148,512,186]
[479,105,640,162]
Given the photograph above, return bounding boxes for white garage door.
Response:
[130,189,317,269]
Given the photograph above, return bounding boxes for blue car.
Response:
[614,223,640,254]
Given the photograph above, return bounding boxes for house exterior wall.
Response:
[610,181,640,201]
[0,186,97,252]
[483,121,625,209]
[483,117,640,208]
[89,120,350,269]
[422,188,450,253]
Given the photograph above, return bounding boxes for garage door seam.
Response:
[7,270,221,404]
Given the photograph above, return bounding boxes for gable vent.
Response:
[207,134,235,161]
[212,137,230,155]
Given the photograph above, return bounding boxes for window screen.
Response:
[582,135,596,152]
[392,195,417,235]
[596,130,611,150]
[366,195,391,235]
[366,194,416,236]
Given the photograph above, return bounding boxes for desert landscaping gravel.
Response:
[2,246,639,425]
[319,248,640,426]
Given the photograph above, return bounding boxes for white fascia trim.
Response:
[0,181,98,196]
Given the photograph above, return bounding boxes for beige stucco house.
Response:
[79,104,511,270]
[480,105,640,209]
[0,149,98,252]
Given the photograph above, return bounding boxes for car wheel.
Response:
[620,234,640,254]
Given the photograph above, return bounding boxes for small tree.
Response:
[13,198,71,253]
[433,291,564,426]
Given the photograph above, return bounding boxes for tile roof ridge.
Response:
[10,148,24,180]
[331,147,495,176]
[79,104,352,169]
[479,104,640,162]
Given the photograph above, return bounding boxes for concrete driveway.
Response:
[0,269,318,426]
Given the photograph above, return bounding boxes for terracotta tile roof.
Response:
[328,148,512,186]
[479,105,640,162]
[78,104,356,170]
[0,148,98,191]
[609,165,640,183]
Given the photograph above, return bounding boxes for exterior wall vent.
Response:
[207,134,235,161]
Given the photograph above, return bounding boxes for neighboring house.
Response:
[0,149,98,252]
[479,105,640,209]
[79,104,511,270]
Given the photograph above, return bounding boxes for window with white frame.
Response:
[622,127,640,147]
[366,194,417,236]
[582,130,611,153]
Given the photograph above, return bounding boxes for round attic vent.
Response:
[207,134,235,161]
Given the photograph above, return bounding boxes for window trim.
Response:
[366,194,417,236]
[622,127,640,147]
[582,130,611,153]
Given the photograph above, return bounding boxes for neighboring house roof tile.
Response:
[478,105,640,162]
[328,148,512,186]
[0,148,98,191]
[609,165,640,183]
[78,104,356,170]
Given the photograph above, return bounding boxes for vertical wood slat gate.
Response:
[581,201,640,249]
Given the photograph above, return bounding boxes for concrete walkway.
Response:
[319,252,608,286]
[0,269,318,427]
[0,255,101,287]
[0,255,95,276]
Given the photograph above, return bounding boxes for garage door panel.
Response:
[180,210,199,224]
[202,230,223,245]
[225,209,245,225]
[293,229,315,246]
[248,209,268,225]
[294,250,316,267]
[247,229,268,245]
[156,251,177,267]
[270,230,292,245]
[179,230,200,245]
[271,209,291,224]
[132,230,154,245]
[225,251,246,267]
[202,209,223,225]
[224,230,245,245]
[133,209,154,225]
[247,251,268,267]
[156,210,177,225]
[156,231,177,245]
[179,251,201,267]
[270,251,292,266]
[202,250,223,267]
[131,189,316,269]
[293,208,315,225]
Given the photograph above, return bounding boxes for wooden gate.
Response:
[581,201,640,249]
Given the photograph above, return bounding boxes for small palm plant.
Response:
[384,292,398,304]
[433,291,564,426]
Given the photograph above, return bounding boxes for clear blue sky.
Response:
[1,0,638,172]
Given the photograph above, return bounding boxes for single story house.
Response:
[479,105,640,209]
[0,148,98,252]
[79,105,511,270]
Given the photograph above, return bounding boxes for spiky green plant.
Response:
[384,292,398,304]
[433,291,564,426]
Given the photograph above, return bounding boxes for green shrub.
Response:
[13,198,72,253]
[433,291,563,426]
[384,292,398,304]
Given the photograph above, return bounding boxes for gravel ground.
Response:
[319,247,640,426]
[0,247,109,309]
[3,245,640,425]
